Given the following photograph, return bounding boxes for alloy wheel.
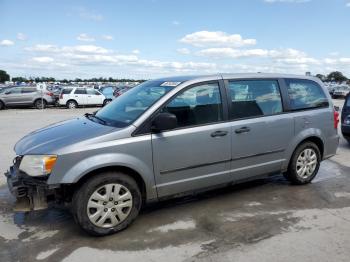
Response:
[296,148,317,179]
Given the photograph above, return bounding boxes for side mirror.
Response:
[151,112,177,133]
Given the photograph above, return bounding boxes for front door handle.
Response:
[235,126,250,134]
[211,130,228,137]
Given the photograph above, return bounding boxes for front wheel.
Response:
[103,99,112,106]
[0,101,4,110]
[72,172,142,236]
[284,142,321,185]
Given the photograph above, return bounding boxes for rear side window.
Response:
[74,88,86,95]
[228,80,283,120]
[286,79,328,110]
[62,88,72,94]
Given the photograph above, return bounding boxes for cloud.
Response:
[17,33,27,41]
[172,20,180,26]
[264,0,311,3]
[102,35,113,41]
[132,49,140,54]
[32,57,54,63]
[196,47,319,65]
[177,48,191,55]
[76,7,103,21]
[347,2,350,7]
[25,44,60,52]
[77,33,95,42]
[0,39,14,46]
[180,31,256,47]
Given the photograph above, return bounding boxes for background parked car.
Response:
[59,87,107,109]
[341,94,350,144]
[0,87,55,110]
[332,85,350,99]
[113,86,132,97]
[99,86,120,104]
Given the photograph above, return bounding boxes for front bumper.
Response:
[5,159,50,211]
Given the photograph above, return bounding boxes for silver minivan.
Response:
[5,74,339,235]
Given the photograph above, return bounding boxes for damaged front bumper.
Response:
[5,157,50,211]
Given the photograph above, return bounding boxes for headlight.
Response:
[19,155,57,177]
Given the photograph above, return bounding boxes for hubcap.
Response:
[87,183,133,228]
[296,148,317,179]
[68,102,76,108]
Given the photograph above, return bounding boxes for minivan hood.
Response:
[15,117,116,155]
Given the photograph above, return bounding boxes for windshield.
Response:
[95,80,177,127]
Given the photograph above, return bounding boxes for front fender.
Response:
[48,153,157,200]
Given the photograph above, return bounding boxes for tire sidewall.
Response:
[35,99,46,109]
[0,101,4,110]
[288,142,321,184]
[73,173,141,236]
[67,100,77,109]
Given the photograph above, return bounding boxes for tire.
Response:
[0,101,4,110]
[34,99,46,109]
[66,100,78,109]
[103,99,112,106]
[284,142,321,185]
[72,172,142,236]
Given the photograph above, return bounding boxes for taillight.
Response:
[334,109,339,129]
[45,92,53,96]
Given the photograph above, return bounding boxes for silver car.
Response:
[5,74,339,235]
[0,86,55,109]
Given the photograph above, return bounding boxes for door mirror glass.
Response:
[152,112,177,132]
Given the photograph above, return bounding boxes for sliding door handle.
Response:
[211,130,228,137]
[235,126,250,134]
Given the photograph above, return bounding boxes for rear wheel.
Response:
[72,172,142,236]
[66,100,78,109]
[284,142,321,185]
[34,99,46,109]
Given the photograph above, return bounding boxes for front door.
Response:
[87,89,103,105]
[151,81,232,197]
[3,87,22,105]
[226,79,294,180]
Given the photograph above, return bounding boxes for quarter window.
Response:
[161,83,223,128]
[228,80,283,119]
[286,79,328,110]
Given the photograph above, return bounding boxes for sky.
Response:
[1,0,350,79]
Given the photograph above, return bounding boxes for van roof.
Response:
[154,73,320,83]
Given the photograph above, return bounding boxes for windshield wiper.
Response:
[84,113,108,125]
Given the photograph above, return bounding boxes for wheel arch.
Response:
[282,134,325,172]
[75,165,147,203]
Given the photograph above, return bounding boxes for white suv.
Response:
[59,87,107,109]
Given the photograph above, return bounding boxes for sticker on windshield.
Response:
[160,81,181,87]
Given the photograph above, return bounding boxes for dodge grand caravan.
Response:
[5,74,339,235]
